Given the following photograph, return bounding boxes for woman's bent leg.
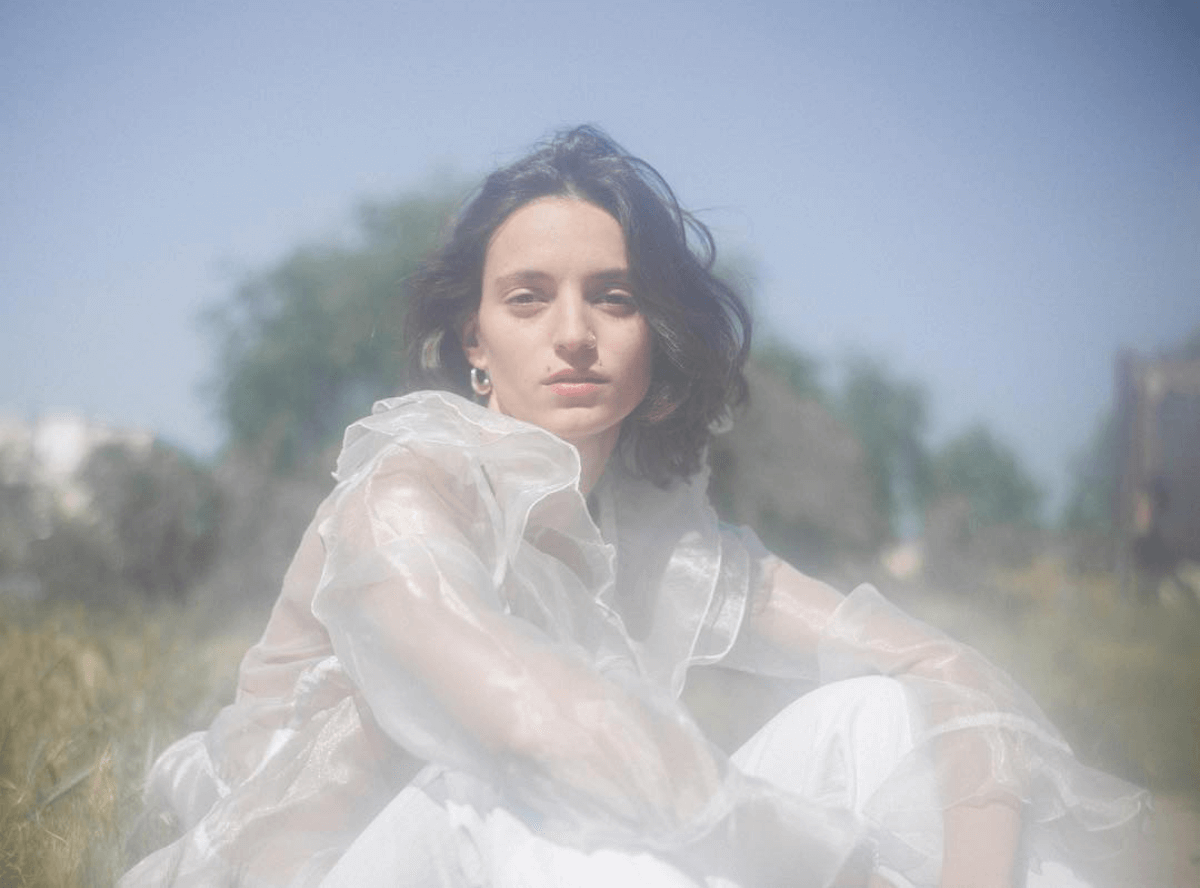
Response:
[732,675,917,814]
[319,778,472,887]
[321,768,704,888]
[732,676,936,887]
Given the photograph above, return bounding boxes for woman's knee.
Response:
[801,675,913,735]
[732,676,915,812]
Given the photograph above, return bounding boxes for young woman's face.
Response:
[464,197,653,454]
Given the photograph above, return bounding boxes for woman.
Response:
[122,126,1148,888]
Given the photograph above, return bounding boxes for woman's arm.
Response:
[311,450,725,845]
[940,800,1021,888]
[742,561,1024,888]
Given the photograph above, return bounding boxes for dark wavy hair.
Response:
[406,125,750,485]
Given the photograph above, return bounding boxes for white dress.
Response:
[121,392,1149,888]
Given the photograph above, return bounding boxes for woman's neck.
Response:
[573,427,621,496]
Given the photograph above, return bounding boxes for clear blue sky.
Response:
[3,1,1197,513]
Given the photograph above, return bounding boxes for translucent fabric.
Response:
[724,578,1150,880]
[318,676,919,888]
[121,391,1148,888]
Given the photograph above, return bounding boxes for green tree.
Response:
[753,338,825,401]
[933,424,1042,528]
[204,189,460,469]
[1178,324,1200,360]
[1061,411,1119,534]
[836,356,932,537]
[25,440,220,603]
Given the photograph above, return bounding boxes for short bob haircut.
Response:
[406,125,750,485]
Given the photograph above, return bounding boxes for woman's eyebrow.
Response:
[490,268,632,290]
[587,269,633,286]
[491,270,553,290]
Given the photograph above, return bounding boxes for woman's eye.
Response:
[597,290,637,313]
[505,290,544,308]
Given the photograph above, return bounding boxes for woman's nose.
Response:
[552,298,596,355]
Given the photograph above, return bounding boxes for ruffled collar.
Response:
[336,391,736,694]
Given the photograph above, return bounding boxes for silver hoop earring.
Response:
[470,366,492,396]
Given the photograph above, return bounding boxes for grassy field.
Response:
[895,560,1200,797]
[0,597,261,887]
[1,559,1197,886]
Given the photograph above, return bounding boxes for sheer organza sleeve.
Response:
[724,563,1150,876]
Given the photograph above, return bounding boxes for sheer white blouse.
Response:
[122,391,1148,887]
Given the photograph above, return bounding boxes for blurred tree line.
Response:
[13,177,1182,607]
[0,436,220,604]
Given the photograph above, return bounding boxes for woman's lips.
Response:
[548,380,602,397]
[544,372,606,397]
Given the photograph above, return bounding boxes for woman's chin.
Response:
[547,415,625,453]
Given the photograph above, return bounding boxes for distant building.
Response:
[1113,353,1200,597]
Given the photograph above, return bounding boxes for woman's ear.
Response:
[461,314,486,369]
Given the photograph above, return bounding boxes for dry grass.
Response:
[2,558,1197,886]
[897,558,1200,798]
[0,597,259,887]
